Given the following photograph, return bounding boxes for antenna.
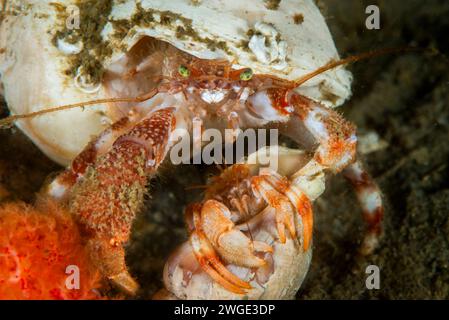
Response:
[293,47,423,88]
[0,88,159,128]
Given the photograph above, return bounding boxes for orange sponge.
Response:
[0,199,102,300]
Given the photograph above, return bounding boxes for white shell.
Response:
[0,0,352,165]
[0,0,108,165]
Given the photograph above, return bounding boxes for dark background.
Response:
[1,0,448,299]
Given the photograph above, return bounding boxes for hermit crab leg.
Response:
[199,200,272,268]
[64,108,177,294]
[189,232,250,295]
[278,94,383,253]
[262,171,313,249]
[343,160,384,255]
[246,90,356,247]
[286,93,357,173]
[251,175,296,244]
[247,89,356,175]
[187,203,254,294]
[251,170,313,250]
[279,95,386,254]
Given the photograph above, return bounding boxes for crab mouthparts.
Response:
[200,89,226,104]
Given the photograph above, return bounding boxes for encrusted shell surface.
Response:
[0,0,352,165]
[0,1,108,165]
[102,0,352,105]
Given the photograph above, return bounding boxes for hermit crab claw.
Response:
[187,200,273,294]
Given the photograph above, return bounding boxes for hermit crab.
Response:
[0,0,385,298]
[155,146,325,300]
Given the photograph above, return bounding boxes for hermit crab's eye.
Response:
[178,65,190,77]
[240,68,253,81]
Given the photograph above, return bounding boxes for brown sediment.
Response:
[53,1,236,85]
[264,0,281,10]
[190,0,202,6]
[293,13,304,25]
[0,1,31,24]
[112,4,234,54]
[52,0,114,84]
